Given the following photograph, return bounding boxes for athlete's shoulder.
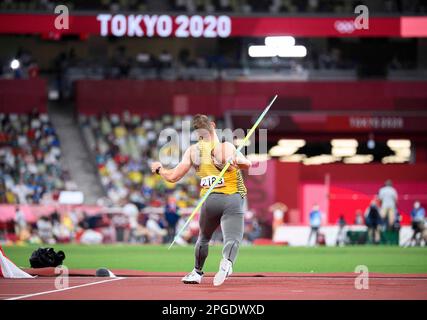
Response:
[188,143,201,168]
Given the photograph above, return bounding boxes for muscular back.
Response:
[191,140,247,198]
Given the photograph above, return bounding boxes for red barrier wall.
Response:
[0,79,47,113]
[76,80,427,115]
[0,205,101,223]
[274,162,427,226]
[244,160,276,226]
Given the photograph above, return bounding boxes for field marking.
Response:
[116,275,427,281]
[6,277,124,300]
[0,278,101,283]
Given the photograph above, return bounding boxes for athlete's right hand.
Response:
[151,161,162,174]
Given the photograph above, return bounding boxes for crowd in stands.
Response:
[5,204,181,245]
[1,202,262,246]
[1,0,426,14]
[44,45,410,101]
[58,46,237,80]
[58,44,411,75]
[0,110,74,205]
[79,112,222,208]
[62,46,355,75]
[0,44,415,91]
[49,45,417,94]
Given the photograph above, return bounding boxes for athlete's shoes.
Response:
[181,269,204,284]
[213,258,233,286]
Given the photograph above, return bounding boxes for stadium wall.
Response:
[273,225,413,246]
[76,80,427,115]
[0,79,47,113]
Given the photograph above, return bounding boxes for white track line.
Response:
[109,276,427,281]
[6,277,125,300]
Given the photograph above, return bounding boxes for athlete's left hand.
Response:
[228,152,252,170]
[229,155,239,169]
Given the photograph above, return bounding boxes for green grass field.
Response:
[3,244,427,274]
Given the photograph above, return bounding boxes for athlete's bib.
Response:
[200,175,225,189]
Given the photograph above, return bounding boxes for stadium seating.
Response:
[0,0,425,14]
[0,111,74,204]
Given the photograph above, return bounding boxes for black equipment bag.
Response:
[29,248,65,268]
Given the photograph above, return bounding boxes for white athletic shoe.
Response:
[181,269,203,284]
[213,258,233,286]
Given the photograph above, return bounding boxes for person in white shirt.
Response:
[378,180,398,229]
[123,203,140,243]
[269,202,287,239]
[36,216,55,244]
[14,206,27,237]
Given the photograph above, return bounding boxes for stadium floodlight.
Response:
[331,139,358,148]
[277,45,307,58]
[269,145,299,157]
[278,139,306,148]
[394,148,411,157]
[279,154,306,162]
[303,155,339,165]
[332,147,357,157]
[387,139,411,149]
[265,36,296,48]
[248,36,307,58]
[382,155,409,164]
[343,155,374,164]
[248,44,307,58]
[10,59,20,70]
[248,45,277,57]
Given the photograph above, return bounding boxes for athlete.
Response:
[150,114,252,286]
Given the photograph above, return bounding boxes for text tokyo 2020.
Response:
[96,14,232,38]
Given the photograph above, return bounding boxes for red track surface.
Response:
[1,271,427,300]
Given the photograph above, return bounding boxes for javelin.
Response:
[168,94,278,249]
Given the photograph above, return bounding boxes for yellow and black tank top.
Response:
[194,140,247,198]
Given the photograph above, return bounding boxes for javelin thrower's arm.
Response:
[234,151,252,170]
[151,147,192,183]
[223,142,252,171]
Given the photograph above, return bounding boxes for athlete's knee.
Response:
[223,230,243,243]
[197,234,211,245]
[224,239,241,250]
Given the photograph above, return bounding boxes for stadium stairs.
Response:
[48,101,105,204]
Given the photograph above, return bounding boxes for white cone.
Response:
[0,245,33,278]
